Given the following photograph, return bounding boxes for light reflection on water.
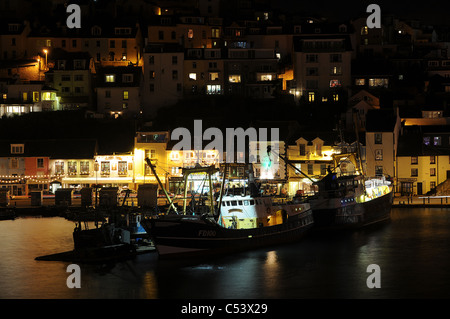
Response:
[1,208,450,299]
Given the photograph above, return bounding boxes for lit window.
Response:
[369,78,389,88]
[355,78,365,86]
[42,92,53,101]
[101,162,110,175]
[434,136,441,146]
[361,26,369,35]
[105,74,115,82]
[228,75,241,83]
[260,74,272,81]
[209,72,219,81]
[22,92,28,102]
[207,85,221,94]
[331,66,342,75]
[375,149,383,160]
[123,91,129,100]
[189,73,197,80]
[55,161,64,174]
[118,161,128,176]
[188,29,194,39]
[170,152,180,161]
[333,94,339,102]
[212,28,220,38]
[33,92,39,102]
[329,80,341,87]
[308,92,315,102]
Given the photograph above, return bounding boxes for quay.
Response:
[3,194,449,216]
[393,195,450,208]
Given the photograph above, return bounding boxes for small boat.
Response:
[140,160,314,259]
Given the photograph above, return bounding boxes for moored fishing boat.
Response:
[308,153,393,230]
[140,159,313,259]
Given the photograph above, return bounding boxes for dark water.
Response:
[1,208,450,299]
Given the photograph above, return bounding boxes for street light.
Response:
[43,49,48,69]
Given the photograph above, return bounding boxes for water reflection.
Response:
[1,209,450,298]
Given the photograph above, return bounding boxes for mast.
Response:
[216,163,227,214]
[145,157,177,213]
[352,110,365,176]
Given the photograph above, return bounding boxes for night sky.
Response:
[272,0,450,25]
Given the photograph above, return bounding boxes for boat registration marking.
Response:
[198,230,217,237]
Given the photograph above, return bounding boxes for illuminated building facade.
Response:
[0,82,60,117]
[286,133,338,196]
[396,125,450,195]
[134,131,170,188]
[365,109,401,188]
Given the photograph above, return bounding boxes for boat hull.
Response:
[310,191,393,230]
[141,211,314,259]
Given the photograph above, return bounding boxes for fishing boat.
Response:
[140,159,314,259]
[307,152,393,230]
[269,143,393,231]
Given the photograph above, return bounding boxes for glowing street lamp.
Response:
[43,49,48,68]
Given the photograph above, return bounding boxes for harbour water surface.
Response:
[1,207,450,299]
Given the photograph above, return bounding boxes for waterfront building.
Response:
[0,141,27,196]
[285,132,339,196]
[0,139,97,196]
[134,131,170,188]
[396,124,450,195]
[91,152,134,190]
[365,108,401,189]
